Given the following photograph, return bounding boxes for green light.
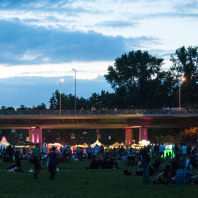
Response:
[164,149,175,158]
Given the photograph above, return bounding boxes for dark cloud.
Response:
[0,20,155,65]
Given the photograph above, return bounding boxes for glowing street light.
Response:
[179,77,186,109]
[72,68,76,115]
[60,78,64,115]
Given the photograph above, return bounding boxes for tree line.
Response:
[1,45,198,111]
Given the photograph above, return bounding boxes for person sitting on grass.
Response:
[153,157,162,172]
[153,164,172,184]
[87,153,120,169]
[7,151,23,172]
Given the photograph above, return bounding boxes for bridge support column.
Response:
[29,128,34,143]
[29,127,42,145]
[139,127,148,141]
[96,129,101,139]
[125,128,133,146]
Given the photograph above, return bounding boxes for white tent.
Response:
[91,139,103,147]
[0,136,10,147]
[73,143,88,148]
[47,143,62,148]
[110,142,122,148]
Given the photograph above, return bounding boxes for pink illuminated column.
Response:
[35,127,42,145]
[29,128,35,143]
[29,127,42,145]
[139,127,148,141]
[125,128,133,146]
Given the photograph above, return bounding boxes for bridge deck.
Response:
[0,110,198,129]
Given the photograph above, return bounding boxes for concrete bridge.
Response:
[0,109,198,145]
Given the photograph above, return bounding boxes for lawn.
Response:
[0,159,198,198]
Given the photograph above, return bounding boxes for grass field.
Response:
[0,159,198,198]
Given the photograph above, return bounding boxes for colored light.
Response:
[36,133,39,143]
[1,136,6,142]
[32,134,35,143]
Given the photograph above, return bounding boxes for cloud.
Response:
[1,0,197,37]
[0,61,115,80]
[0,0,197,108]
[0,20,156,65]
[0,0,196,62]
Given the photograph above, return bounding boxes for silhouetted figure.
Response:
[48,146,58,180]
[33,143,41,179]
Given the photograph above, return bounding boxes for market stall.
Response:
[0,136,10,147]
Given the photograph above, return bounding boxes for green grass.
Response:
[0,159,198,198]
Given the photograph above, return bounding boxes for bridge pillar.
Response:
[96,129,101,139]
[139,127,148,141]
[29,127,42,145]
[125,128,133,146]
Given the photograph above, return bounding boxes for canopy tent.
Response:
[110,142,122,148]
[0,136,10,147]
[47,143,62,149]
[91,139,103,147]
[73,143,88,148]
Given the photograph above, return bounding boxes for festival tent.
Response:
[71,143,89,153]
[47,143,62,149]
[73,143,88,148]
[110,142,122,148]
[91,139,103,147]
[0,136,10,147]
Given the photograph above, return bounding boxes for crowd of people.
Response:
[138,143,198,184]
[1,142,198,184]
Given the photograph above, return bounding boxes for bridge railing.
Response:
[0,108,198,116]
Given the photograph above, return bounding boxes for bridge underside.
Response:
[0,115,198,129]
[0,115,197,146]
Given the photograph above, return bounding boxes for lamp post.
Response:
[72,68,76,115]
[179,77,185,109]
[59,78,64,115]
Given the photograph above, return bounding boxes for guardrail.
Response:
[0,108,198,116]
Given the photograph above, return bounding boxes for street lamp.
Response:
[60,78,64,115]
[72,68,76,114]
[179,77,185,109]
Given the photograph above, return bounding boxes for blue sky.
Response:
[0,0,197,108]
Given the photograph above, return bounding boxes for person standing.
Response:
[140,145,151,183]
[65,145,71,163]
[159,143,165,161]
[42,144,47,155]
[86,144,92,159]
[7,145,14,162]
[181,143,188,162]
[33,143,41,179]
[94,144,100,156]
[48,146,58,180]
[174,143,180,161]
[0,145,3,159]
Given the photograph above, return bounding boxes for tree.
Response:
[0,106,15,111]
[76,97,89,110]
[88,90,116,110]
[176,127,198,144]
[49,93,57,110]
[16,105,30,111]
[170,46,198,108]
[49,90,90,110]
[104,50,165,108]
[32,103,47,110]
